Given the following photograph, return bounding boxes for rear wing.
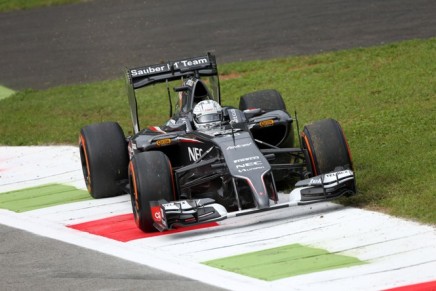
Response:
[125,53,219,134]
[126,53,218,89]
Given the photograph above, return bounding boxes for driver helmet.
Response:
[193,100,222,130]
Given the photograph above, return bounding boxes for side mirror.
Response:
[243,108,262,119]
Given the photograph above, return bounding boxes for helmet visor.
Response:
[196,113,222,123]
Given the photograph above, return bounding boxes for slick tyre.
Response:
[239,89,287,112]
[301,118,353,176]
[239,89,291,182]
[129,151,175,233]
[79,122,128,199]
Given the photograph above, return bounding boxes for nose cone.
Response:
[217,131,273,209]
[248,178,270,209]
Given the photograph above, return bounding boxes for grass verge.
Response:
[0,0,83,12]
[0,38,435,224]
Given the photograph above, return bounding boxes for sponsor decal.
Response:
[156,138,171,146]
[175,58,208,68]
[236,165,265,173]
[131,65,168,77]
[235,161,263,169]
[309,178,322,185]
[229,109,239,123]
[324,170,350,178]
[234,156,265,173]
[226,142,252,151]
[234,156,260,164]
[188,147,203,162]
[151,206,162,223]
[306,170,353,185]
[130,57,209,77]
[259,119,274,127]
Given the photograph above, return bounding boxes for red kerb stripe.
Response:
[384,280,436,291]
[68,213,218,242]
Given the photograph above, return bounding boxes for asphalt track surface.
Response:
[0,0,435,290]
[0,0,435,90]
[0,224,225,291]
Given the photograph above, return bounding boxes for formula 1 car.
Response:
[79,53,356,232]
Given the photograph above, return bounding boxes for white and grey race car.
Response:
[79,53,356,232]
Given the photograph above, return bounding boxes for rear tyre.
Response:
[239,89,287,112]
[301,118,353,176]
[79,122,128,199]
[129,151,175,232]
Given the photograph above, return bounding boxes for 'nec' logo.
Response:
[188,147,203,162]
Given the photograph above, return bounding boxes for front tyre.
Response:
[79,122,128,199]
[301,118,353,176]
[129,151,175,232]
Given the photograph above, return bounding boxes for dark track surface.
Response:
[0,224,225,291]
[0,0,435,90]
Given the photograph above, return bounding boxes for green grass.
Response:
[0,0,83,12]
[203,243,365,281]
[0,184,90,212]
[0,38,435,224]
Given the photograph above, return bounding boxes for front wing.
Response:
[151,169,356,231]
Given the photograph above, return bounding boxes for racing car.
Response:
[79,53,356,233]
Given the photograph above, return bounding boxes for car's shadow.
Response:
[165,202,347,240]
